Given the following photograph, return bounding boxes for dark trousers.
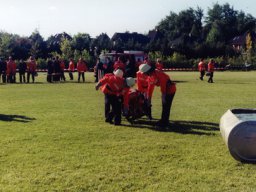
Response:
[208,72,214,83]
[19,72,26,83]
[104,94,111,119]
[0,72,6,83]
[144,98,152,119]
[60,71,66,81]
[8,73,16,83]
[47,73,52,83]
[53,73,60,82]
[104,94,122,124]
[161,93,175,124]
[27,72,35,83]
[69,72,73,80]
[78,72,85,82]
[200,71,205,80]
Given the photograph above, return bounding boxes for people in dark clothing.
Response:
[103,57,113,74]
[94,58,104,82]
[0,58,7,83]
[47,58,54,82]
[18,59,27,83]
[53,56,61,82]
[125,57,136,77]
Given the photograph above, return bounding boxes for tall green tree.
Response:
[60,38,73,60]
[91,33,111,56]
[29,30,47,58]
[12,36,31,60]
[72,33,91,52]
[237,12,256,34]
[206,21,224,45]
[0,32,14,58]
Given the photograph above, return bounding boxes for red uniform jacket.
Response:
[77,61,88,72]
[136,71,148,94]
[113,61,125,71]
[155,62,164,71]
[147,70,176,99]
[68,61,75,71]
[99,73,125,96]
[27,61,36,72]
[7,60,16,74]
[60,61,65,71]
[198,61,206,71]
[208,62,214,72]
[121,87,130,108]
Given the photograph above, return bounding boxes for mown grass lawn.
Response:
[0,71,256,191]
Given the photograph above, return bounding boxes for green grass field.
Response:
[0,71,256,191]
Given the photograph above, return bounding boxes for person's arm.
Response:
[147,81,155,100]
[95,76,108,90]
[136,73,142,91]
[95,82,102,90]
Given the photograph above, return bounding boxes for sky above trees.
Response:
[0,0,255,39]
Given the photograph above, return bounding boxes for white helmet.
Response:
[139,63,151,73]
[113,69,124,78]
[126,77,135,87]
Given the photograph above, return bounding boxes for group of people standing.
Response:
[198,58,215,83]
[95,56,176,128]
[46,56,88,83]
[0,56,37,83]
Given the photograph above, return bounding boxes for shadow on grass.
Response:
[123,118,219,136]
[27,82,44,84]
[0,114,36,123]
[173,80,188,83]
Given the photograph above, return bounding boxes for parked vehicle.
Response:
[99,51,146,77]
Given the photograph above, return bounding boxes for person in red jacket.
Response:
[7,56,16,83]
[143,56,150,65]
[95,69,125,125]
[155,58,164,71]
[77,58,88,83]
[59,59,66,81]
[113,57,126,72]
[27,56,37,83]
[207,59,215,83]
[198,58,206,80]
[139,64,176,128]
[68,58,75,80]
[136,70,152,119]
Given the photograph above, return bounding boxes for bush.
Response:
[163,52,194,68]
[36,58,47,69]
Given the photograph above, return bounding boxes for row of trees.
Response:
[155,3,256,58]
[0,3,256,68]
